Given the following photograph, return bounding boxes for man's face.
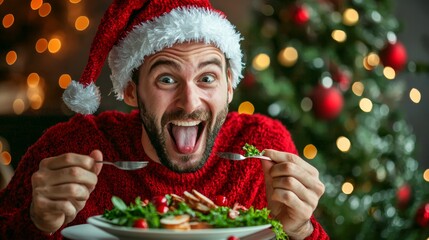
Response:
[132,42,233,173]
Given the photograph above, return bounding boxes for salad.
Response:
[102,189,288,240]
[242,143,265,157]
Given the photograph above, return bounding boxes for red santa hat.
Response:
[62,0,244,114]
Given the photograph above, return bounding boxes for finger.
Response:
[270,161,320,192]
[260,156,275,200]
[37,183,91,201]
[263,149,318,176]
[272,176,320,209]
[34,166,98,188]
[40,153,95,171]
[271,188,313,221]
[89,149,103,175]
[264,150,324,195]
[32,196,77,222]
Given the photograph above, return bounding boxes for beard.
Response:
[137,101,228,173]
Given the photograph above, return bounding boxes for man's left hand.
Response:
[261,149,325,240]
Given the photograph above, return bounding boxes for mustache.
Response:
[161,109,211,126]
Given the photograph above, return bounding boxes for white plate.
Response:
[61,224,119,240]
[87,215,271,240]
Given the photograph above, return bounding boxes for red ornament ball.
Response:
[415,203,429,228]
[396,184,412,209]
[310,85,344,120]
[291,5,310,25]
[380,41,408,71]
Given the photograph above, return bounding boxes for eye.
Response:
[200,74,215,83]
[158,75,176,84]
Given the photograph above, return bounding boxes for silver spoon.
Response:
[95,161,148,170]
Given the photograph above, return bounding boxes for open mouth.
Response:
[168,120,206,154]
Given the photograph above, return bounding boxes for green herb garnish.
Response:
[243,143,264,157]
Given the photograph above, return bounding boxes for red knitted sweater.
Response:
[0,110,328,239]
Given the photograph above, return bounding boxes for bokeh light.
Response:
[409,88,421,103]
[359,98,373,113]
[35,38,48,53]
[343,8,359,26]
[301,97,312,112]
[30,0,43,10]
[75,16,89,31]
[303,144,317,160]
[59,74,72,89]
[336,136,351,152]
[238,101,255,115]
[69,0,81,3]
[1,151,12,165]
[48,38,62,53]
[27,73,40,88]
[2,13,14,28]
[38,3,51,17]
[352,82,364,96]
[6,51,17,65]
[278,46,298,67]
[29,95,43,110]
[342,182,354,195]
[363,52,380,70]
[424,169,429,182]
[13,99,26,115]
[383,67,396,80]
[331,30,347,43]
[252,53,270,71]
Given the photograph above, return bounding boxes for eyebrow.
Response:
[148,57,223,74]
[198,58,223,70]
[149,59,181,74]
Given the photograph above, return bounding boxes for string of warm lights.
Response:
[0,0,89,167]
[1,0,89,115]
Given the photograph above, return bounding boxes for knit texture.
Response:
[0,110,328,239]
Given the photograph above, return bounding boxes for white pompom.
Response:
[62,81,101,114]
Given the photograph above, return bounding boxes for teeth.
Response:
[171,120,201,126]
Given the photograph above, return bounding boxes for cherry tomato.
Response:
[215,195,227,206]
[133,219,148,229]
[227,236,239,240]
[152,196,167,206]
[156,204,169,214]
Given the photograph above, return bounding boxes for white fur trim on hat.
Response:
[62,81,101,114]
[108,6,244,100]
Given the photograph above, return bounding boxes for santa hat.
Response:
[63,0,244,114]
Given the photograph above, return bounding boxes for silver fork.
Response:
[95,161,148,170]
[217,152,272,161]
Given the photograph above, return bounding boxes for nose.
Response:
[176,83,203,113]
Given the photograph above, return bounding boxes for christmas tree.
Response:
[233,0,429,239]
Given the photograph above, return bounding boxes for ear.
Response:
[123,81,138,107]
[227,68,234,104]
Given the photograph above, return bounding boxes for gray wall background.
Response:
[395,0,429,169]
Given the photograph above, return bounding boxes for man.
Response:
[0,0,328,239]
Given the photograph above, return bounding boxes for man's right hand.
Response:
[30,150,103,233]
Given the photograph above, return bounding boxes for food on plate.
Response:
[102,189,288,240]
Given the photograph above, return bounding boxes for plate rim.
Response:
[87,214,272,235]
